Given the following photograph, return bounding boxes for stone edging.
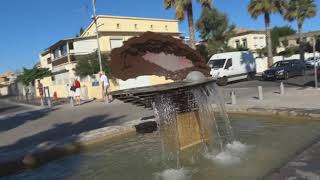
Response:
[225,106,320,119]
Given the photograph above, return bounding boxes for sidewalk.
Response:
[223,86,320,119]
[0,100,152,161]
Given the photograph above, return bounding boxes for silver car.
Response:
[305,57,320,68]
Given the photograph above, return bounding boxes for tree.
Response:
[248,0,288,67]
[17,67,51,86]
[164,0,212,48]
[284,0,317,61]
[271,26,296,54]
[74,51,110,77]
[196,7,235,58]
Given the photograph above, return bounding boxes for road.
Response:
[0,101,32,117]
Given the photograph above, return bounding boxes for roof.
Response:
[41,36,96,55]
[0,71,13,78]
[81,15,179,37]
[279,31,320,41]
[231,28,265,37]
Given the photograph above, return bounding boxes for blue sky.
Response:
[0,0,320,74]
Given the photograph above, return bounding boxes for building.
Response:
[278,31,320,53]
[228,28,266,51]
[80,15,180,52]
[38,15,180,99]
[0,72,15,96]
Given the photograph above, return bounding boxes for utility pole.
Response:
[313,36,318,89]
[92,0,103,73]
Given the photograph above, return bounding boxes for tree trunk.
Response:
[264,13,273,67]
[187,4,196,49]
[298,21,304,61]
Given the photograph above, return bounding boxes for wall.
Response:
[83,16,179,37]
[72,39,97,55]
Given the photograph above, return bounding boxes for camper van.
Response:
[208,51,256,86]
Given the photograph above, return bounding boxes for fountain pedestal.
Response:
[176,111,204,150]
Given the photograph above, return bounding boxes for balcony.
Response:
[51,54,79,67]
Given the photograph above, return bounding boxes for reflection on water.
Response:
[3,114,320,180]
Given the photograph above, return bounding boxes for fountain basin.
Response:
[6,114,320,180]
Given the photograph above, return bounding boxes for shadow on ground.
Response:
[0,114,125,155]
[0,113,126,177]
[0,108,59,132]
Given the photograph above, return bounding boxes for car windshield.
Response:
[272,61,291,68]
[209,59,226,68]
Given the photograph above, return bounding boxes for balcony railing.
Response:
[51,54,80,66]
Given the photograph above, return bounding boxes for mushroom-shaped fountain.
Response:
[109,32,234,154]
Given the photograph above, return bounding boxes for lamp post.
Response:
[92,0,103,73]
[313,36,318,89]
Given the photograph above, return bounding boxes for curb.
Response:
[224,105,320,120]
[0,119,155,177]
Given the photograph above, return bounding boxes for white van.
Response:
[208,51,256,85]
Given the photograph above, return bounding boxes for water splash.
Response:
[154,168,191,180]
[205,141,250,166]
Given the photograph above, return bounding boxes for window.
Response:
[134,24,138,29]
[208,59,226,69]
[296,39,300,44]
[150,25,153,30]
[260,37,264,39]
[254,37,258,39]
[165,25,168,31]
[110,38,123,49]
[68,42,74,50]
[242,39,247,48]
[116,23,120,29]
[47,57,52,64]
[225,58,232,69]
[60,44,67,56]
[235,40,240,48]
[53,49,60,59]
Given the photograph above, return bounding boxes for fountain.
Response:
[109,32,234,158]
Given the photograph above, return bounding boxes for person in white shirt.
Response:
[99,71,112,103]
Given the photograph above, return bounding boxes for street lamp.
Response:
[91,0,103,73]
[312,36,318,89]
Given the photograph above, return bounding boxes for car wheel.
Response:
[284,72,289,80]
[218,77,228,86]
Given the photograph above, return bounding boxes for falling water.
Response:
[153,95,181,169]
[192,82,235,151]
[153,81,235,175]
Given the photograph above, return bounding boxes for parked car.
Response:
[305,57,320,69]
[208,51,256,86]
[262,59,306,80]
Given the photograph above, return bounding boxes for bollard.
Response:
[40,97,44,106]
[231,91,236,105]
[44,87,52,108]
[70,96,74,107]
[258,86,263,100]
[280,82,284,95]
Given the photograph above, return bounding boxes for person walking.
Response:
[72,78,81,106]
[99,72,112,103]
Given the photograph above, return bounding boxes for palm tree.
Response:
[284,0,317,61]
[164,0,212,48]
[248,0,288,67]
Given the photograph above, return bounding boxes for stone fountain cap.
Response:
[109,31,210,81]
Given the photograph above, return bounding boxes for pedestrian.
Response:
[37,80,44,105]
[72,78,81,106]
[99,71,112,103]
